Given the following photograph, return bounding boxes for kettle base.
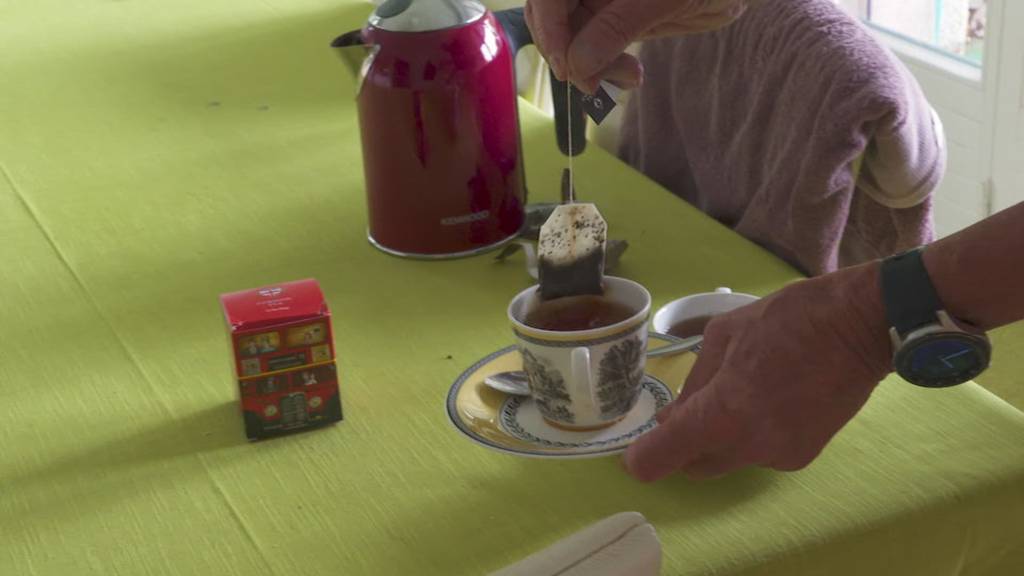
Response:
[367,230,523,260]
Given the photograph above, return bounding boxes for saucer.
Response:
[446,334,698,459]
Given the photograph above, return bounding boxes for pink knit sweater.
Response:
[618,0,944,275]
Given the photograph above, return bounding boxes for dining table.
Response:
[3,0,1024,574]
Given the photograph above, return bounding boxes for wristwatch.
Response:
[880,248,991,388]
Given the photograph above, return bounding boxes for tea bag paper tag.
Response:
[538,203,607,300]
[579,82,621,125]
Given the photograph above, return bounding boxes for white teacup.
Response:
[508,277,651,431]
[652,287,759,337]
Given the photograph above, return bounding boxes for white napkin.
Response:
[490,512,661,576]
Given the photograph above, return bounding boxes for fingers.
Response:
[641,10,741,37]
[639,319,731,474]
[764,436,824,472]
[680,451,749,480]
[768,453,816,472]
[575,53,643,94]
[675,323,729,406]
[566,0,675,82]
[661,1,749,35]
[566,0,748,83]
[525,0,575,80]
[654,402,674,425]
[624,379,741,482]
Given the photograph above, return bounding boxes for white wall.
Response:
[989,0,1024,213]
[904,60,991,236]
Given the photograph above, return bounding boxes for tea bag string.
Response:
[566,79,574,204]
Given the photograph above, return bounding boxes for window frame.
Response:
[837,0,987,83]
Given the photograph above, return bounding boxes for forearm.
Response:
[923,201,1024,331]
[818,201,1024,377]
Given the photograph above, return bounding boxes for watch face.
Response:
[896,333,990,388]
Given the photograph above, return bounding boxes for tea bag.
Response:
[537,81,608,300]
[498,78,619,292]
[537,202,607,300]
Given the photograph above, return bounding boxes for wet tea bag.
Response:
[537,202,607,300]
[529,76,618,299]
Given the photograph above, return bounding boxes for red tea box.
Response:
[220,279,343,440]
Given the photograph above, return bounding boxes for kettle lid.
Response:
[369,0,486,32]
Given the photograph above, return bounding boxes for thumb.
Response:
[567,0,669,81]
[624,379,720,482]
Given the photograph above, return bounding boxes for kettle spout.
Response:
[331,30,372,79]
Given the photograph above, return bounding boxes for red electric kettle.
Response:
[333,0,583,258]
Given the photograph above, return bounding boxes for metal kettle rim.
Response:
[369,0,486,33]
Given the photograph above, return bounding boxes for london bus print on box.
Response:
[220,279,343,440]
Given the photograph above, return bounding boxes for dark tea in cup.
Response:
[666,314,715,339]
[524,294,635,332]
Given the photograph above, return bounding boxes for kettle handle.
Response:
[331,29,364,48]
[493,7,531,57]
[494,8,586,157]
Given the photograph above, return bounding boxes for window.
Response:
[846,0,987,66]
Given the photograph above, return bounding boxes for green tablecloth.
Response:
[2,1,1023,574]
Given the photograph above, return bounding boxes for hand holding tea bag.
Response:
[538,202,607,300]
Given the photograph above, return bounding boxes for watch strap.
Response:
[880,248,944,336]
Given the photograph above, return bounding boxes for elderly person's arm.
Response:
[624,201,1024,481]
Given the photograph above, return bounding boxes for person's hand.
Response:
[624,262,894,481]
[524,0,749,92]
